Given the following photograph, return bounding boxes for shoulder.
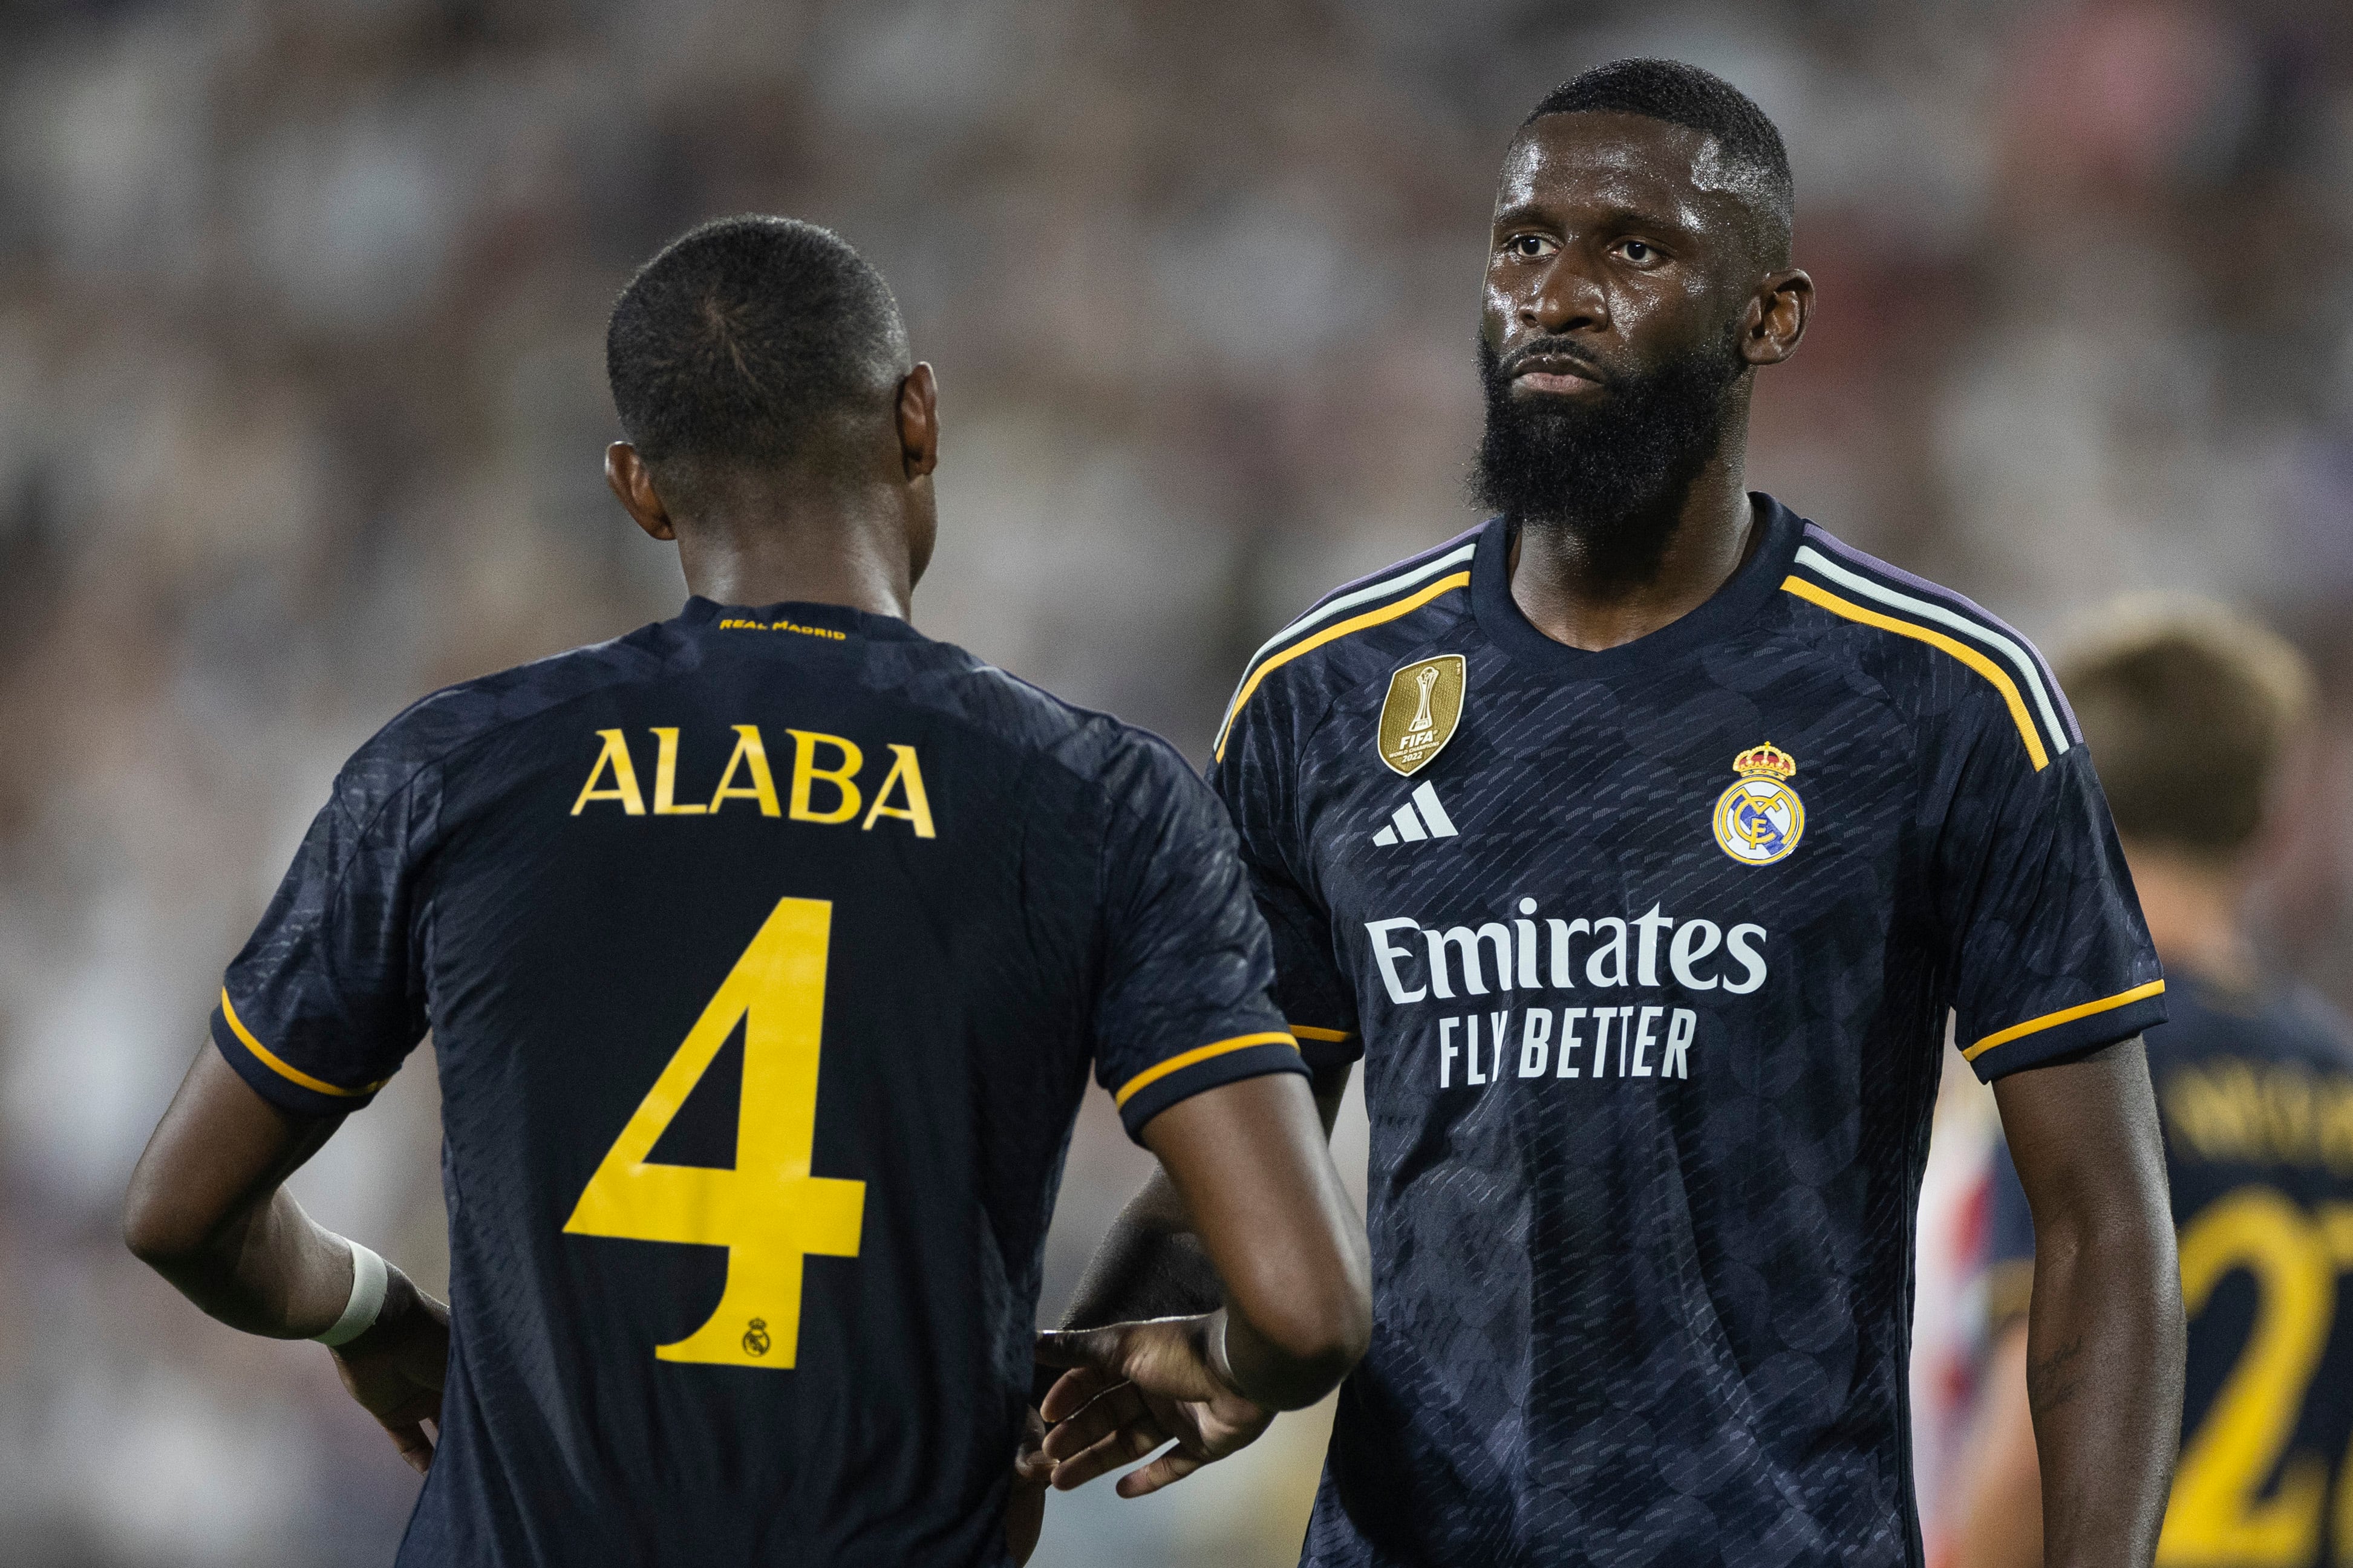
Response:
[1775,520,2078,772]
[331,621,677,829]
[885,636,1216,820]
[1212,522,1483,764]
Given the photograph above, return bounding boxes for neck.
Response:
[1507,423,1758,652]
[675,489,913,621]
[2123,838,2258,990]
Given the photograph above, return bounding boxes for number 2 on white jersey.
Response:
[563,896,864,1368]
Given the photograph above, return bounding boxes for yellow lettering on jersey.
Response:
[788,730,863,824]
[708,724,782,816]
[563,896,864,1368]
[2164,1060,2353,1175]
[571,729,647,815]
[860,744,935,838]
[650,728,707,815]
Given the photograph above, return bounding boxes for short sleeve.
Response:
[211,763,433,1116]
[1982,1137,2036,1333]
[1207,686,1361,1068]
[1090,732,1305,1142]
[1938,727,2165,1081]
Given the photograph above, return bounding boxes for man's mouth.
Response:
[1506,350,1609,396]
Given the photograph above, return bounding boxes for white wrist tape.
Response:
[313,1240,389,1348]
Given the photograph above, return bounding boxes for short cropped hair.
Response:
[1522,59,1794,264]
[606,215,909,477]
[2059,598,2314,857]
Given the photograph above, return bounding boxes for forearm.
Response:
[132,1183,357,1339]
[1060,1172,1221,1329]
[1212,1302,1353,1411]
[2023,1214,2184,1567]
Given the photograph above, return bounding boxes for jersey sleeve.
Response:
[1207,681,1362,1068]
[1089,730,1305,1142]
[210,756,434,1116]
[1936,713,2165,1081]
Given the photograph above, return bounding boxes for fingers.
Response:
[1116,1445,1207,1499]
[1049,1418,1167,1492]
[383,1418,436,1474]
[1033,1326,1123,1373]
[1011,1406,1051,1489]
[377,1386,442,1430]
[1039,1365,1119,1424]
[1013,1444,1056,1489]
[1042,1384,1146,1463]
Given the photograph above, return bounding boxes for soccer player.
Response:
[1045,59,2184,1567]
[1948,603,2348,1568]
[120,215,1369,1567]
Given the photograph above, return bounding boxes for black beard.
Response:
[1470,328,1744,576]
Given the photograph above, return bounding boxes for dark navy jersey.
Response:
[1989,975,2353,1567]
[210,596,1302,1568]
[1207,496,2163,1568]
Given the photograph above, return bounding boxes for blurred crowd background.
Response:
[2,0,2351,1563]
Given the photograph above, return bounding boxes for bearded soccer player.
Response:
[121,216,1369,1567]
[1044,59,2184,1567]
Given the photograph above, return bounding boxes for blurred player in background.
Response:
[120,215,1369,1567]
[1950,602,2346,1568]
[1046,59,2184,1568]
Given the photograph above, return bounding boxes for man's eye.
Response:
[1506,235,1553,258]
[1619,240,1654,263]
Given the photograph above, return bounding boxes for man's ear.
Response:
[896,363,939,481]
[1741,270,1813,366]
[605,443,676,541]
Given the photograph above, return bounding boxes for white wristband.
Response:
[313,1240,389,1348]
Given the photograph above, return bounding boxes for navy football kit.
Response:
[1208,496,2164,1567]
[1988,976,2353,1567]
[209,597,1304,1567]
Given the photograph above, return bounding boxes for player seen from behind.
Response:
[121,215,1369,1568]
[1950,602,2346,1568]
[1048,59,2183,1568]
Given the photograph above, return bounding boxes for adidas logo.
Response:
[1372,782,1458,846]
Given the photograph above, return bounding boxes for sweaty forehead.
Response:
[1495,111,1752,233]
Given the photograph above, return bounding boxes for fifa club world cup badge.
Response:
[1377,655,1466,776]
[1712,742,1804,865]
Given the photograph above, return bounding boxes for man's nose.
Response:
[1520,251,1608,336]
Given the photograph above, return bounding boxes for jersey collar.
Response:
[1470,492,1804,677]
[676,597,917,642]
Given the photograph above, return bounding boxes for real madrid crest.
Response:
[1377,655,1466,776]
[1712,741,1804,865]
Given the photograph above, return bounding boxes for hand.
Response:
[1034,1315,1276,1497]
[330,1268,449,1474]
[1005,1405,1050,1564]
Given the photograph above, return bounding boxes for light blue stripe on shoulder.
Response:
[1791,543,2072,761]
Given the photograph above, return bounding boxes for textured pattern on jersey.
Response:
[1210,498,2161,1568]
[213,597,1297,1568]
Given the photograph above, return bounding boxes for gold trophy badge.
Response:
[1377,656,1466,776]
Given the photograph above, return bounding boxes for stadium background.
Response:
[2,1,2349,1563]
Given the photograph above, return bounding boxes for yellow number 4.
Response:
[564,896,864,1368]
